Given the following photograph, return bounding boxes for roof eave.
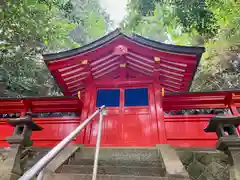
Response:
[43,30,206,62]
[43,28,122,61]
[132,33,205,55]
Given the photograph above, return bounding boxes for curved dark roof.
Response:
[132,34,205,55]
[43,29,205,61]
[44,29,122,61]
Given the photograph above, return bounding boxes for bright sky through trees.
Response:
[100,0,128,28]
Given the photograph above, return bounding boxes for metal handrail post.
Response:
[19,106,105,180]
[92,109,104,180]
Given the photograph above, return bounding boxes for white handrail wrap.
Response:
[19,105,105,180]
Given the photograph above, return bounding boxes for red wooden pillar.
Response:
[153,65,167,144]
[77,72,95,144]
[86,82,97,145]
[148,84,159,144]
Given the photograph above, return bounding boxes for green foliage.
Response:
[0,0,110,97]
[2,0,239,98]
[165,0,218,38]
[128,0,156,16]
[192,0,240,91]
[122,3,168,42]
[124,0,217,38]
[124,0,240,91]
[64,0,112,44]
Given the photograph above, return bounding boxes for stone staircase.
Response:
[43,146,190,180]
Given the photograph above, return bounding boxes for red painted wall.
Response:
[0,115,221,148]
[0,117,81,147]
[0,90,239,148]
[164,115,217,147]
[81,88,240,148]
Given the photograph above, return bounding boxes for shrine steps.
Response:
[43,146,190,180]
[47,173,168,180]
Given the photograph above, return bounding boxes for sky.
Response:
[100,0,128,28]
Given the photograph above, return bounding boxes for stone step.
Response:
[44,173,168,180]
[70,158,163,167]
[61,164,165,177]
[74,147,160,162]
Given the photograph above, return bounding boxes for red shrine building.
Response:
[0,29,240,148]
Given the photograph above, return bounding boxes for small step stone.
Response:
[73,147,163,169]
[45,173,168,180]
[61,164,165,177]
[71,158,163,167]
[75,148,160,162]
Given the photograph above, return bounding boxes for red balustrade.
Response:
[163,91,240,148]
[0,97,83,147]
[0,91,239,148]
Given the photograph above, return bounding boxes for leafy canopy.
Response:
[0,0,110,97]
[123,0,240,91]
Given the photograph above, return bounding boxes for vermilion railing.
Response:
[0,91,239,148]
[0,97,83,147]
[163,90,240,148]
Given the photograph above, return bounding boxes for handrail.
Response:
[19,105,105,180]
[92,107,104,180]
